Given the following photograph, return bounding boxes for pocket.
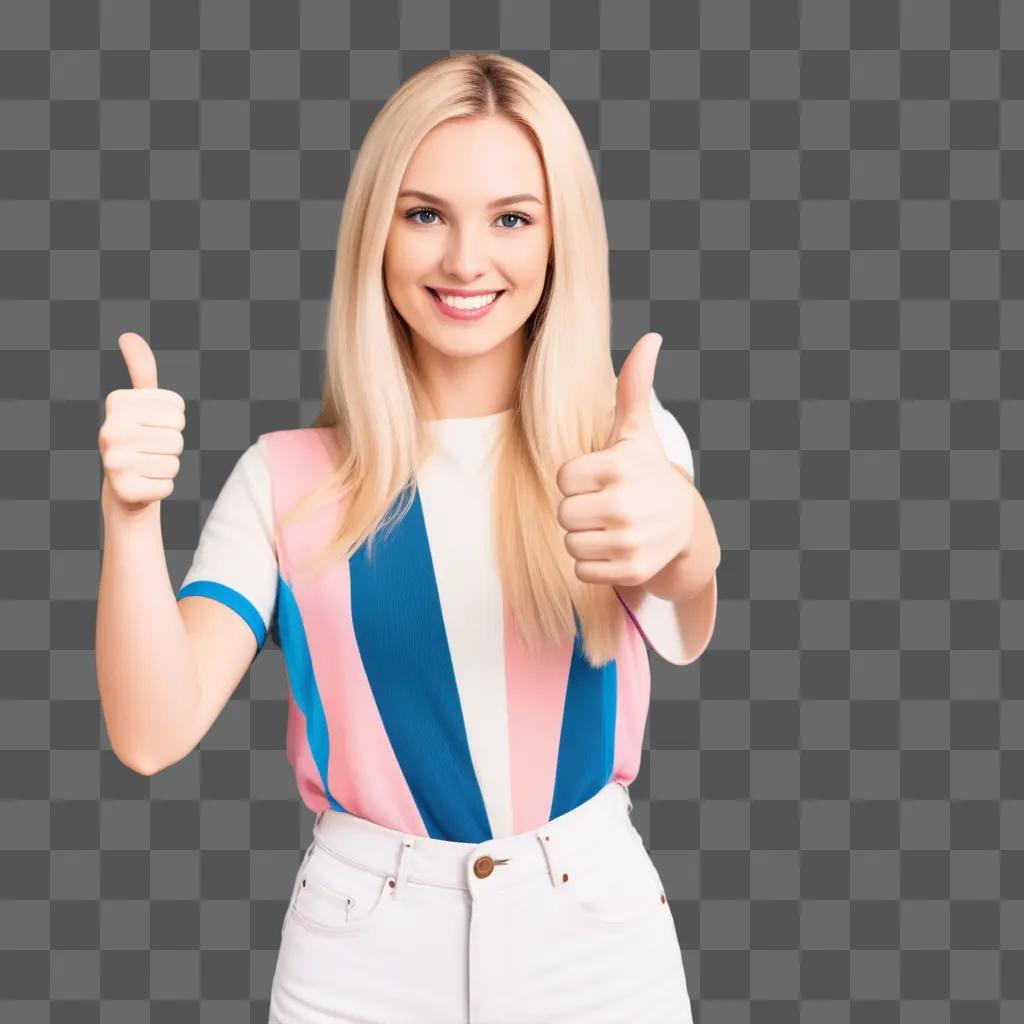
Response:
[558,824,669,928]
[284,839,396,939]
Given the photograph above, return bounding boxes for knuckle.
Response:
[609,494,630,525]
[556,499,569,530]
[606,457,626,483]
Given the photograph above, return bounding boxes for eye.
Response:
[496,211,532,230]
[405,207,440,226]
[403,207,533,230]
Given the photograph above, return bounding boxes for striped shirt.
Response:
[177,390,715,841]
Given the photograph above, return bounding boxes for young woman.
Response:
[100,51,719,1024]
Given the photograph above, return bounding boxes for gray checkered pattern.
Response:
[1,0,1020,1021]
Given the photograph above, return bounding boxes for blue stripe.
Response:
[349,482,492,842]
[177,580,267,653]
[275,576,344,812]
[550,608,618,820]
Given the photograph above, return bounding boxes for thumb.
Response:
[606,332,662,447]
[118,332,158,390]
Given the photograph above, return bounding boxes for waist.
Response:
[311,780,636,894]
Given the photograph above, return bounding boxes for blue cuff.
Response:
[177,580,267,652]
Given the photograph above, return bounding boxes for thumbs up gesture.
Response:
[555,333,695,593]
[98,332,187,518]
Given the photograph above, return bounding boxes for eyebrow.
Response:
[397,190,544,208]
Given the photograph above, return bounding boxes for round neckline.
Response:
[424,408,512,426]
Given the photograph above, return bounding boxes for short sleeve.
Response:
[176,436,278,653]
[615,389,717,667]
[650,387,695,480]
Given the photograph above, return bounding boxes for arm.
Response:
[95,478,202,774]
[96,438,277,775]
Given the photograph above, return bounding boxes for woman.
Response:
[177,52,718,1022]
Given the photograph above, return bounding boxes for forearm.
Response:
[95,478,200,775]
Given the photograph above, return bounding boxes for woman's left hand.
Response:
[556,333,696,589]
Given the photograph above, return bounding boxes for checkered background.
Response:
[2,0,1021,1020]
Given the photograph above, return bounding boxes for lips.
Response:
[425,286,505,321]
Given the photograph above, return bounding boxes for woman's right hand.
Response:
[98,332,187,518]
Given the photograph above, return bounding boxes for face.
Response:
[383,115,553,415]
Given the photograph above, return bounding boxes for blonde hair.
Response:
[278,52,625,666]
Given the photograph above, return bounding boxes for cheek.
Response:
[518,237,553,279]
[508,252,550,299]
[383,225,430,276]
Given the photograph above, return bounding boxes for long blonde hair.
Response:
[278,52,625,666]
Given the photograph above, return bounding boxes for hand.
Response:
[555,332,695,589]
[98,332,187,518]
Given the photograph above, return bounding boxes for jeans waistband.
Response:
[310,780,636,897]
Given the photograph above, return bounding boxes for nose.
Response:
[441,225,493,282]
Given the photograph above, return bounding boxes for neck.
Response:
[409,328,526,420]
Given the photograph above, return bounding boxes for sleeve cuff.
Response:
[616,571,718,667]
[177,580,268,652]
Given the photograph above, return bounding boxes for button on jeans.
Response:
[269,780,693,1024]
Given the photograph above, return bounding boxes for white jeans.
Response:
[269,780,693,1024]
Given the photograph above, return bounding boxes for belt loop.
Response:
[391,835,416,897]
[617,780,633,814]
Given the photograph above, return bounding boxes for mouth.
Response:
[425,287,506,321]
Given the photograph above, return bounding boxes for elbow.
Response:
[110,738,170,776]
[115,748,163,776]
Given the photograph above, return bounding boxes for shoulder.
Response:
[259,427,338,452]
[258,426,340,462]
[257,427,344,497]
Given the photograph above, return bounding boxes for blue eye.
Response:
[406,208,439,226]
[403,207,532,230]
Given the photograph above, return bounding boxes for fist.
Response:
[555,333,694,589]
[98,332,186,517]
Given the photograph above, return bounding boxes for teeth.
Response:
[435,291,498,310]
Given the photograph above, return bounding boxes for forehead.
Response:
[400,117,547,202]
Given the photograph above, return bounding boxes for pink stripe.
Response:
[502,602,574,834]
[611,610,650,786]
[285,688,329,812]
[263,428,427,834]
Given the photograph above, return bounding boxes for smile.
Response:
[426,287,505,321]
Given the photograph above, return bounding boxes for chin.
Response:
[421,331,505,358]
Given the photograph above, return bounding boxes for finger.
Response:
[564,527,633,562]
[555,447,626,499]
[558,488,631,532]
[129,396,187,429]
[607,332,662,447]
[135,424,185,455]
[118,332,158,390]
[574,558,638,585]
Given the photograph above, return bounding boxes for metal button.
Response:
[473,855,495,879]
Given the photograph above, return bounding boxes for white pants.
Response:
[269,780,694,1024]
